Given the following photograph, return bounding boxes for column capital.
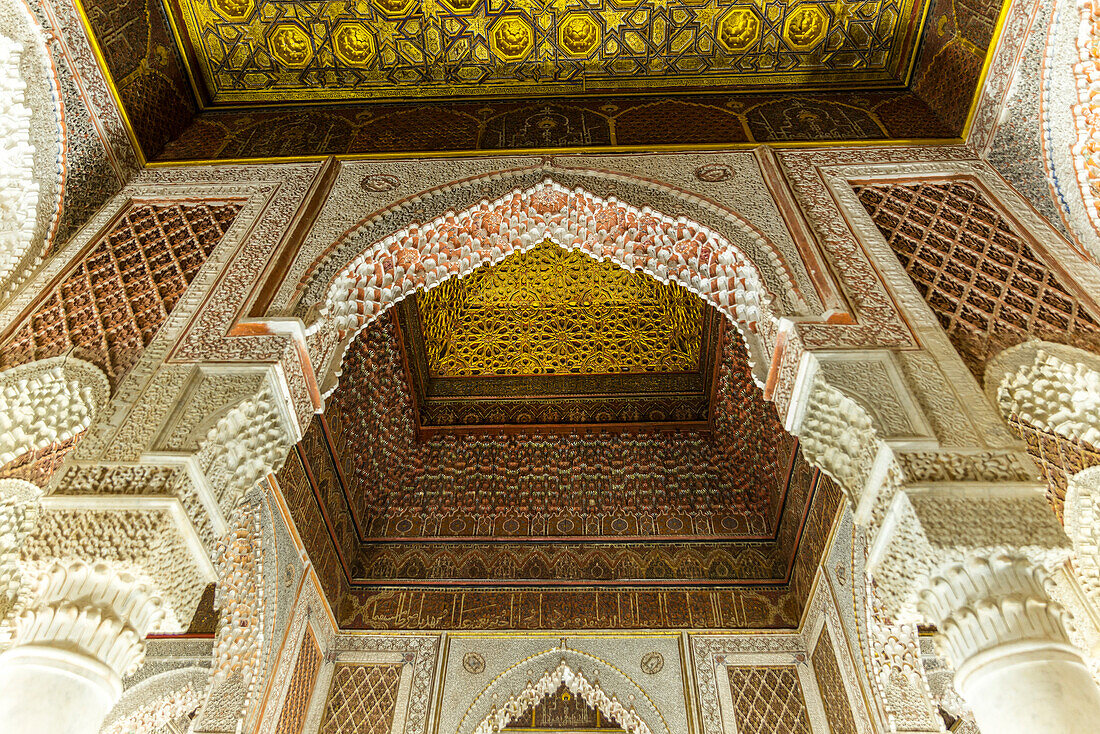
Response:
[917,553,1075,685]
[13,560,165,680]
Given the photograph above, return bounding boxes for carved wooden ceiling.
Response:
[171,0,927,105]
[394,242,721,434]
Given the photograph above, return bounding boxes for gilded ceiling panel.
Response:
[173,0,927,104]
[416,242,703,377]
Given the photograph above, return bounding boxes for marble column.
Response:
[918,552,1100,734]
[0,560,164,734]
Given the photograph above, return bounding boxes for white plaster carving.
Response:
[998,350,1100,444]
[0,357,108,467]
[194,496,265,733]
[0,478,39,635]
[101,666,208,734]
[918,553,1072,671]
[14,559,164,679]
[20,498,213,633]
[196,382,294,514]
[1066,466,1100,612]
[0,0,63,301]
[470,661,654,734]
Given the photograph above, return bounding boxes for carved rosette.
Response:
[14,560,165,678]
[917,553,1074,677]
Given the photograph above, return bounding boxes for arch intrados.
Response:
[319,233,770,400]
[458,649,667,734]
[296,171,808,315]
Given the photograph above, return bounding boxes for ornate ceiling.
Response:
[173,0,925,105]
[275,246,842,630]
[77,0,1006,158]
[396,243,719,432]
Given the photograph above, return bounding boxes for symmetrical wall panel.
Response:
[1010,417,1100,520]
[856,181,1100,380]
[727,665,812,734]
[0,202,242,388]
[812,628,859,734]
[319,663,403,734]
[275,627,322,734]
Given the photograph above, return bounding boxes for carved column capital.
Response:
[917,553,1074,683]
[14,560,165,680]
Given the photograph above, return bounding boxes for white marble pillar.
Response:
[918,552,1100,734]
[0,560,164,734]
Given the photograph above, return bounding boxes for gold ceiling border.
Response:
[165,0,929,107]
[67,0,1007,170]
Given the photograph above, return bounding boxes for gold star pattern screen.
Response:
[172,0,926,104]
[415,241,704,377]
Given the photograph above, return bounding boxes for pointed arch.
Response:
[310,178,798,396]
[458,648,668,734]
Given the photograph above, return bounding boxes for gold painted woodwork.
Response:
[174,0,925,105]
[416,241,704,377]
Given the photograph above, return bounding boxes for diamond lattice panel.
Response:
[812,629,859,734]
[319,663,402,734]
[0,202,242,389]
[1009,416,1100,520]
[727,665,812,734]
[856,182,1100,380]
[276,627,322,734]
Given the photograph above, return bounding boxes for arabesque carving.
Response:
[0,478,39,630]
[194,495,265,733]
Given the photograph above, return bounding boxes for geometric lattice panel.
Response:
[856,181,1100,380]
[727,665,812,734]
[276,626,323,734]
[417,241,704,377]
[319,663,402,734]
[0,202,243,389]
[812,628,859,734]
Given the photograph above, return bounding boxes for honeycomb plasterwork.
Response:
[318,179,780,353]
[0,0,63,302]
[287,160,819,317]
[470,661,654,734]
[990,342,1100,446]
[194,494,266,733]
[0,478,39,630]
[102,666,209,734]
[0,357,107,471]
[457,646,667,734]
[20,503,212,632]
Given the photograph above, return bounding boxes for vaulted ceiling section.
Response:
[276,245,842,630]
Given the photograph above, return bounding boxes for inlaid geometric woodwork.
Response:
[319,663,402,734]
[856,182,1100,381]
[1009,416,1100,521]
[812,628,859,734]
[727,665,812,734]
[171,0,926,106]
[0,202,243,390]
[275,626,322,734]
[417,242,703,377]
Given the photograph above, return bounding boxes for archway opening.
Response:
[279,237,844,630]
